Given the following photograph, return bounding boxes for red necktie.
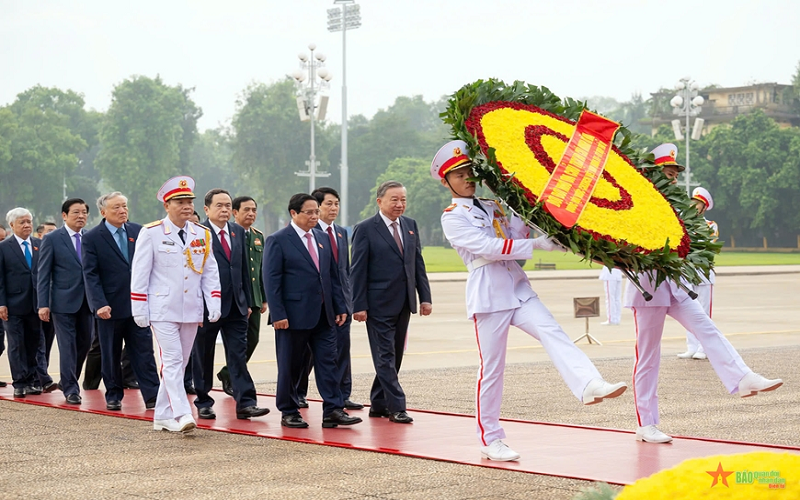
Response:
[220,229,231,260]
[391,221,403,255]
[305,233,319,271]
[327,226,339,264]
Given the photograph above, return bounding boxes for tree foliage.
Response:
[0,86,91,221]
[95,76,201,223]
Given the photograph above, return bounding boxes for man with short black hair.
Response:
[216,196,266,396]
[37,199,93,405]
[264,193,361,429]
[296,187,363,410]
[192,188,269,420]
[351,181,432,424]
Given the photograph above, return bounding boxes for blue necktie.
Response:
[22,241,32,268]
[115,227,129,262]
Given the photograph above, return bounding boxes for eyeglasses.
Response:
[298,209,320,216]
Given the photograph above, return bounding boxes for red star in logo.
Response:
[706,462,734,488]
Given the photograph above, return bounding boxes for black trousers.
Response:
[275,305,343,417]
[296,316,353,400]
[217,307,261,383]
[97,316,160,403]
[53,301,93,396]
[366,305,411,413]
[35,320,55,386]
[4,313,42,389]
[192,309,258,411]
[84,325,136,390]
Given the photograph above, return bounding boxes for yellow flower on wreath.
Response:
[476,105,686,252]
[616,452,799,500]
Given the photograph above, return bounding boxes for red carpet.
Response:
[2,386,797,485]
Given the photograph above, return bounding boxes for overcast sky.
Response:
[2,0,798,130]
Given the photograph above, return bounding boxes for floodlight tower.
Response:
[669,77,705,195]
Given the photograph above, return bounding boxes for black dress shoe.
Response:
[344,399,364,410]
[106,400,122,411]
[13,387,25,397]
[42,382,59,393]
[236,406,270,419]
[368,408,391,418]
[297,396,309,409]
[281,413,309,428]
[389,411,414,424]
[145,397,157,410]
[197,407,216,419]
[65,394,82,404]
[217,374,234,396]
[322,409,363,428]
[184,385,197,395]
[0,380,8,387]
[123,380,140,390]
[25,385,42,395]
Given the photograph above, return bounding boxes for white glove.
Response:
[532,235,562,252]
[208,310,221,323]
[133,315,150,328]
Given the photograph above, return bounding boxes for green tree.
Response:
[0,86,89,221]
[190,128,236,205]
[96,76,201,223]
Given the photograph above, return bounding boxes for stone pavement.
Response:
[0,267,797,499]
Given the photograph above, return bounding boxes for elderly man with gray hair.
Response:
[81,192,160,411]
[0,207,44,397]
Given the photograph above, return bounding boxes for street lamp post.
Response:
[292,43,333,192]
[327,0,361,227]
[670,77,705,195]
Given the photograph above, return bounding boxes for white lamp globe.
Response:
[670,95,684,108]
[692,95,705,107]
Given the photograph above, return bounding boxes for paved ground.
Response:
[0,267,797,499]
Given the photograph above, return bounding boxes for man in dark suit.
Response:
[296,187,363,410]
[192,188,269,420]
[0,208,44,397]
[82,192,160,411]
[34,221,58,392]
[216,196,266,396]
[264,193,362,429]
[37,198,94,405]
[351,181,432,424]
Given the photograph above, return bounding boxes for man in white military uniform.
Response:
[131,176,222,433]
[598,267,623,325]
[625,144,783,444]
[677,187,718,360]
[432,140,627,462]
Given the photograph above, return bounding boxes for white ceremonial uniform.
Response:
[441,197,602,446]
[598,267,623,325]
[623,270,751,427]
[130,217,221,421]
[684,219,718,355]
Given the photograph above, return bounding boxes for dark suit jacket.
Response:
[203,219,252,318]
[350,213,432,317]
[263,225,345,330]
[0,236,41,315]
[82,220,141,318]
[318,222,353,315]
[37,227,86,314]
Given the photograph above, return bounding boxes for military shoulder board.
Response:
[443,203,457,213]
[144,220,163,228]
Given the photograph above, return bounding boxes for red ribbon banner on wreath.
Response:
[539,110,620,228]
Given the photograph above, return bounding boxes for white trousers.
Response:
[685,284,713,354]
[603,280,622,324]
[151,321,198,421]
[474,297,601,445]
[631,298,750,427]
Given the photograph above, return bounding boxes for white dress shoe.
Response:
[738,372,783,398]
[480,439,520,462]
[676,351,695,359]
[636,425,673,443]
[153,418,181,432]
[692,352,707,360]
[582,379,627,405]
[177,414,197,433]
